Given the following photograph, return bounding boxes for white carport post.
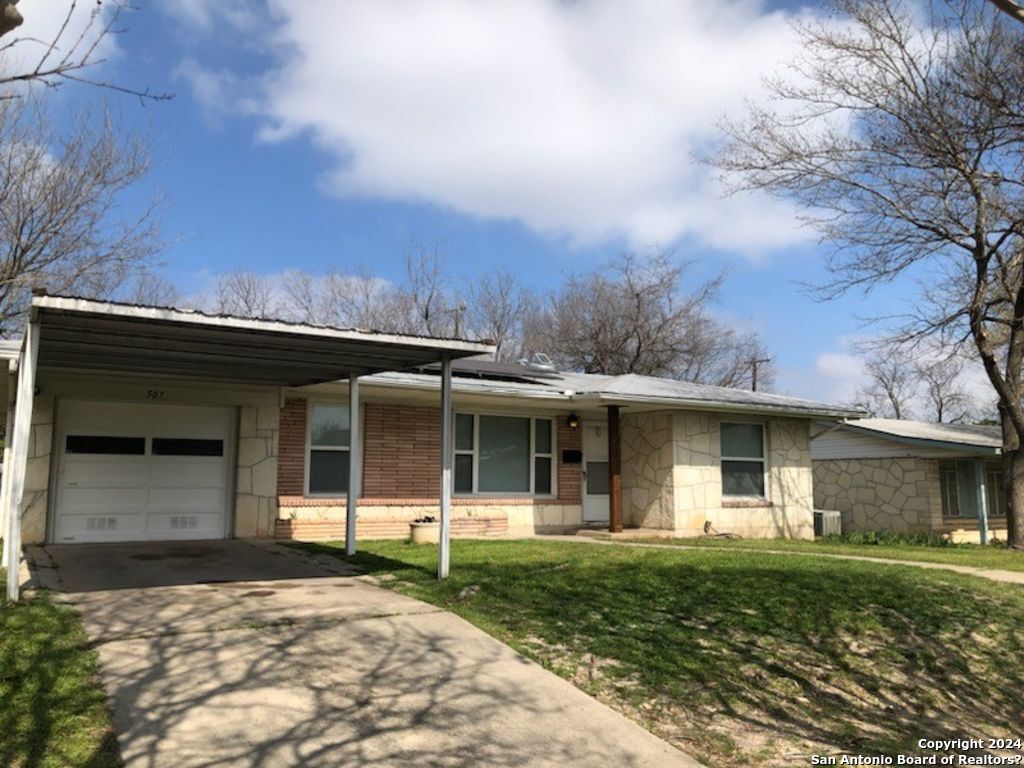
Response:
[437,354,453,580]
[346,374,361,557]
[974,459,990,546]
[6,318,39,602]
[1,359,17,569]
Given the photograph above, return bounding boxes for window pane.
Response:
[535,419,552,454]
[152,438,224,456]
[455,413,474,451]
[586,461,609,495]
[721,423,763,458]
[535,457,552,494]
[722,460,765,497]
[66,435,145,455]
[311,404,350,447]
[478,415,530,492]
[309,449,349,494]
[455,454,473,493]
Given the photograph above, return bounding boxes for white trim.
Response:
[720,420,769,502]
[304,400,352,498]
[452,410,558,498]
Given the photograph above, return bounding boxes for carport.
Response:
[2,293,494,600]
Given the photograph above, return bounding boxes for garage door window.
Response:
[65,435,145,455]
[308,404,350,495]
[152,438,224,456]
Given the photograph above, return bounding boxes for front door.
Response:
[582,422,609,523]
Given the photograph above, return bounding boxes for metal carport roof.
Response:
[31,294,494,385]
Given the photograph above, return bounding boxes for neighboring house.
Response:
[811,419,1005,543]
[3,294,859,574]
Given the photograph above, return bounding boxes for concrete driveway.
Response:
[36,540,700,768]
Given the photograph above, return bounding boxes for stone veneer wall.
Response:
[621,410,814,539]
[755,419,814,539]
[234,405,279,538]
[813,457,938,533]
[20,394,54,545]
[672,412,721,535]
[621,412,675,529]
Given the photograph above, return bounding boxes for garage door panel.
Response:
[149,462,225,487]
[147,486,225,511]
[145,511,225,538]
[63,461,149,487]
[55,401,233,544]
[61,487,150,512]
[55,513,145,543]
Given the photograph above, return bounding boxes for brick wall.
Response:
[276,397,583,504]
[557,415,582,504]
[277,398,307,496]
[363,402,441,496]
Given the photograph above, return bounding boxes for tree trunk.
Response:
[1000,409,1024,548]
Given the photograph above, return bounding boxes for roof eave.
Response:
[837,422,1002,455]
[569,392,863,419]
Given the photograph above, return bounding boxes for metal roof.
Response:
[836,418,1002,452]
[365,368,862,419]
[30,294,495,387]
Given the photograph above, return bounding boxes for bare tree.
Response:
[527,252,774,387]
[466,269,535,360]
[715,0,1024,545]
[0,98,161,335]
[214,271,278,318]
[0,0,169,101]
[854,348,918,420]
[401,242,455,337]
[918,357,974,424]
[122,270,179,307]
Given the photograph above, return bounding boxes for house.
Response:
[811,419,1005,544]
[2,293,858,598]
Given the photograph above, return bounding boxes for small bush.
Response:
[821,530,954,548]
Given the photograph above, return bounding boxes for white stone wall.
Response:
[813,457,936,533]
[20,394,54,545]
[234,405,279,538]
[671,412,721,535]
[621,412,676,529]
[621,411,814,539]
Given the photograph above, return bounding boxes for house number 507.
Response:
[146,389,165,400]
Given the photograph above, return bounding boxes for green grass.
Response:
[615,535,1024,572]
[297,539,1024,767]
[0,576,121,768]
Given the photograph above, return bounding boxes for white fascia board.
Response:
[569,392,863,420]
[32,295,495,356]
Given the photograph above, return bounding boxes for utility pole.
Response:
[750,357,771,392]
[447,304,467,339]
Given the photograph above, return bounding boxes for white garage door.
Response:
[54,401,235,544]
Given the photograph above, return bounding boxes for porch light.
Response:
[567,412,580,429]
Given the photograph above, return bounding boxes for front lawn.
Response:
[615,535,1024,573]
[300,539,1024,767]
[0,577,121,768]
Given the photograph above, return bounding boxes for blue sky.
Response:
[23,0,919,404]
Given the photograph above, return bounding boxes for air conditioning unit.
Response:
[814,509,842,538]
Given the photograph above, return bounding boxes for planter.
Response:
[409,521,440,545]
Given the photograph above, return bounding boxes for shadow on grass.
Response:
[310,540,1024,765]
[0,594,121,768]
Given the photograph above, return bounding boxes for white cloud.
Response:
[176,0,819,251]
[158,1,259,35]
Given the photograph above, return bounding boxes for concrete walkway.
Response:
[35,541,700,768]
[535,534,1024,585]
